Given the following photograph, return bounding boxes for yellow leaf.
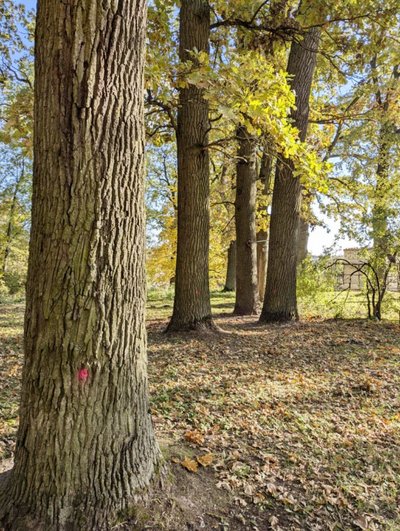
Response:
[197,453,214,467]
[181,457,198,473]
[184,430,204,445]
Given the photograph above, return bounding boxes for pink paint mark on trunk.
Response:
[77,368,89,383]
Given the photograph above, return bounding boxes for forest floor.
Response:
[1,295,400,530]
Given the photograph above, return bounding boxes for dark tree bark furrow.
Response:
[260,28,320,323]
[166,0,214,332]
[234,126,259,315]
[0,2,159,530]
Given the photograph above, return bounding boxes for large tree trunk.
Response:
[234,126,259,315]
[167,0,214,331]
[260,28,320,323]
[0,2,159,529]
[223,240,236,291]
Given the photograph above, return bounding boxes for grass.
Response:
[147,288,236,320]
[1,292,400,529]
[298,290,400,321]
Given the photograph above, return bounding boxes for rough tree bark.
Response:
[260,27,320,323]
[167,0,214,331]
[234,126,259,315]
[223,240,236,292]
[0,2,159,529]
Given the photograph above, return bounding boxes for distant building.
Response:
[336,248,400,292]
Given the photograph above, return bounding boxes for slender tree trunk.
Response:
[257,148,273,302]
[374,301,382,320]
[260,28,320,323]
[369,123,391,313]
[234,126,258,315]
[257,231,268,301]
[372,122,390,253]
[0,2,159,530]
[2,173,21,275]
[369,60,398,313]
[223,240,236,291]
[297,217,309,264]
[167,0,214,331]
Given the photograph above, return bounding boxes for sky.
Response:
[308,218,356,257]
[18,0,355,256]
[22,0,35,10]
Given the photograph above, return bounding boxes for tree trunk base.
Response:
[165,315,217,333]
[0,459,164,531]
[233,305,258,316]
[222,287,235,292]
[259,309,298,323]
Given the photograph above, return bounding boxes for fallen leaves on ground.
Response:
[1,301,400,529]
[181,456,199,473]
[197,453,214,467]
[184,429,205,445]
[148,314,400,529]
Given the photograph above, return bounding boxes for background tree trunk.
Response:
[223,240,236,291]
[257,231,268,301]
[0,2,159,529]
[260,27,320,323]
[297,217,309,264]
[234,126,259,315]
[257,148,273,302]
[167,0,214,331]
[372,122,390,253]
[2,171,22,275]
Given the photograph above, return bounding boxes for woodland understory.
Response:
[1,299,399,531]
[1,0,400,529]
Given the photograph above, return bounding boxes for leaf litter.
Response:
[1,302,400,529]
[148,314,400,529]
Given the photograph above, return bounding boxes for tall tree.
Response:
[0,1,159,529]
[234,126,259,314]
[260,27,320,323]
[167,0,214,331]
[370,58,398,269]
